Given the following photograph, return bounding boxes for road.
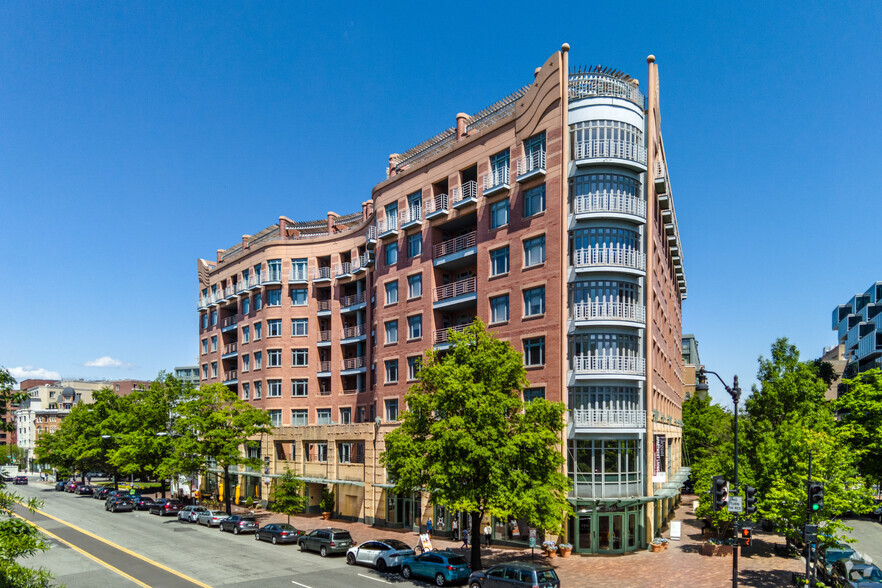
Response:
[11,479,430,588]
[843,516,882,566]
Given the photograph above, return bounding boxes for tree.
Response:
[0,445,27,468]
[172,383,272,515]
[268,470,307,524]
[381,320,571,570]
[835,368,882,490]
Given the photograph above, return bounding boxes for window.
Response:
[490,198,509,229]
[490,246,509,276]
[385,320,398,344]
[268,319,282,337]
[254,322,262,340]
[201,339,208,355]
[291,258,308,282]
[339,407,351,425]
[407,233,422,258]
[408,274,422,299]
[292,349,308,366]
[253,380,262,399]
[253,293,262,311]
[267,289,282,307]
[524,337,545,367]
[385,281,398,305]
[211,336,218,352]
[408,315,422,340]
[254,351,262,370]
[407,356,421,381]
[211,310,217,326]
[490,149,510,185]
[524,131,546,170]
[385,202,398,230]
[201,364,208,379]
[242,354,250,372]
[242,297,250,314]
[291,318,308,336]
[312,443,328,462]
[268,379,282,397]
[241,382,250,400]
[242,325,250,343]
[490,294,509,324]
[357,406,366,423]
[268,349,282,367]
[291,409,308,426]
[292,379,308,397]
[524,184,546,217]
[385,242,398,266]
[201,314,208,329]
[316,408,332,425]
[211,362,217,378]
[385,359,398,383]
[291,288,307,306]
[339,442,352,463]
[385,399,399,421]
[268,409,282,427]
[523,286,545,317]
[524,235,546,267]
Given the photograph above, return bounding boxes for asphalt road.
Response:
[11,479,434,588]
[843,516,882,566]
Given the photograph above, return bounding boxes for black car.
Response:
[149,499,182,516]
[105,496,134,513]
[299,528,353,557]
[133,496,155,511]
[255,523,304,545]
[469,562,560,588]
[75,485,93,496]
[13,476,28,485]
[55,481,66,491]
[219,515,259,535]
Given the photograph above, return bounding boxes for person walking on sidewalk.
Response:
[461,527,469,549]
[426,518,432,537]
[452,518,459,541]
[484,524,492,547]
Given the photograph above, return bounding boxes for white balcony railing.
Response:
[342,356,366,370]
[517,149,546,176]
[572,300,646,323]
[334,262,351,277]
[433,323,474,344]
[266,268,282,283]
[434,231,477,258]
[366,225,377,242]
[318,361,331,372]
[341,292,366,308]
[224,285,235,298]
[434,276,477,302]
[289,268,309,282]
[377,215,398,235]
[313,266,331,280]
[574,139,647,166]
[425,193,449,216]
[341,324,366,339]
[573,246,646,272]
[451,180,478,204]
[573,193,646,219]
[482,167,510,192]
[571,408,646,428]
[572,353,645,376]
[246,274,262,289]
[400,206,422,226]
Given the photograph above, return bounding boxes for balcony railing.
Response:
[223,370,238,382]
[400,206,422,227]
[266,268,282,283]
[434,276,477,302]
[573,247,646,272]
[573,193,646,219]
[318,361,331,372]
[846,324,862,350]
[451,180,478,205]
[317,299,332,312]
[318,388,331,396]
[425,193,449,217]
[573,139,647,167]
[224,285,235,298]
[572,300,646,323]
[341,292,366,308]
[246,274,262,289]
[342,387,365,395]
[434,231,477,259]
[221,315,239,329]
[318,330,332,342]
[516,149,546,177]
[377,215,398,235]
[572,353,645,376]
[482,167,510,193]
[433,323,474,344]
[341,324,366,339]
[313,267,331,281]
[289,268,309,282]
[342,356,366,370]
[366,225,377,244]
[571,408,646,428]
[223,342,238,355]
[568,71,645,106]
[334,262,351,277]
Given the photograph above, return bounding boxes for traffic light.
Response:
[741,528,752,547]
[744,486,758,515]
[712,476,729,511]
[808,482,825,513]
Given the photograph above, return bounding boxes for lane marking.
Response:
[19,504,213,588]
[11,512,149,588]
[291,581,313,588]
[357,573,394,584]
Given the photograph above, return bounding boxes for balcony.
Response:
[352,253,372,274]
[317,299,332,316]
[451,181,478,209]
[317,330,332,347]
[377,215,399,238]
[425,193,449,220]
[570,408,646,430]
[313,267,332,282]
[572,353,645,380]
[222,343,238,359]
[573,139,647,171]
[341,324,366,342]
[340,292,366,312]
[317,361,332,376]
[433,323,473,346]
[318,388,331,396]
[224,285,236,299]
[221,315,239,332]
[400,206,422,230]
[482,167,510,197]
[433,276,478,310]
[433,231,477,268]
[572,300,646,326]
[573,246,646,275]
[342,387,365,395]
[289,268,309,284]
[341,356,366,373]
[208,292,222,307]
[654,158,668,195]
[846,321,862,350]
[223,370,238,385]
[366,225,377,248]
[572,193,646,222]
[264,268,282,285]
[247,274,263,290]
[858,331,882,361]
[334,262,352,279]
[516,149,546,183]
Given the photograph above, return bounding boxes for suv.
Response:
[149,499,183,516]
[218,515,259,535]
[13,476,28,486]
[469,562,560,588]
[105,496,134,513]
[299,528,353,557]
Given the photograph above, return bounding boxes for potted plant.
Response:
[542,540,558,557]
[320,486,334,520]
[558,542,573,557]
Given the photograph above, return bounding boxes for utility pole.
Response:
[806,451,812,587]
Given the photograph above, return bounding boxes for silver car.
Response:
[196,510,228,527]
[346,539,415,572]
[177,505,208,523]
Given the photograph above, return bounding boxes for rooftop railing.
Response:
[434,231,477,259]
[568,71,645,107]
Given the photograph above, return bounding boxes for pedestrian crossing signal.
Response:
[741,528,752,547]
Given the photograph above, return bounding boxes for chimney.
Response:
[327,212,340,233]
[388,154,399,177]
[362,201,374,222]
[456,113,469,140]
[279,215,293,237]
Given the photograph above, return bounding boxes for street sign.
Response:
[727,496,743,513]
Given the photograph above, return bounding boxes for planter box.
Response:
[701,542,733,557]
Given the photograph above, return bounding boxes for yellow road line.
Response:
[12,512,149,588]
[18,505,213,588]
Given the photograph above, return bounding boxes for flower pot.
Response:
[651,543,664,553]
[321,512,331,520]
[559,547,572,558]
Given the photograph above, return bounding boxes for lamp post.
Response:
[695,368,741,588]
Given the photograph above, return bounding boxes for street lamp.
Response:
[695,367,741,588]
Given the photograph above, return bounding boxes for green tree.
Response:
[173,383,272,515]
[381,320,571,570]
[835,369,882,490]
[268,470,308,524]
[0,445,27,469]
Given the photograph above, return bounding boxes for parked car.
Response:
[13,476,28,486]
[400,550,471,586]
[830,559,882,587]
[255,523,304,545]
[133,496,156,511]
[149,499,182,516]
[871,499,882,524]
[218,515,259,535]
[178,505,208,523]
[75,484,93,495]
[196,510,228,527]
[55,481,66,491]
[299,528,354,557]
[346,539,415,571]
[819,543,862,582]
[468,562,561,588]
[66,481,79,493]
[105,496,134,513]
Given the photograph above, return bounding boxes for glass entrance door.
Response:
[578,515,592,551]
[597,512,624,554]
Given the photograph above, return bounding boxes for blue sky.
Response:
[1,1,880,406]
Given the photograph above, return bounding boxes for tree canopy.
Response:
[268,470,308,524]
[835,368,882,488]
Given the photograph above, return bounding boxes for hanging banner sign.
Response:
[653,434,667,483]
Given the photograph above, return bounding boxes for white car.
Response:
[346,539,415,572]
[177,505,208,523]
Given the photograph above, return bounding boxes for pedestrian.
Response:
[452,518,459,541]
[426,517,432,537]
[461,527,469,549]
[484,524,492,547]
